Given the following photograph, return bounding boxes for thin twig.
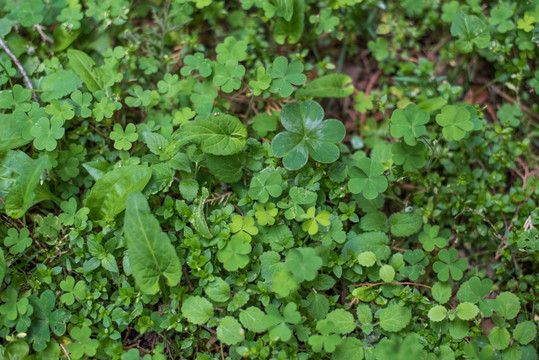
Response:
[59,343,71,360]
[182,265,194,291]
[352,281,432,289]
[0,37,39,102]
[33,24,53,44]
[489,85,539,121]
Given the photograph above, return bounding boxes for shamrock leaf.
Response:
[401,249,429,281]
[517,14,535,32]
[125,86,155,107]
[368,38,389,61]
[28,290,70,351]
[229,215,259,242]
[212,60,245,93]
[300,207,331,235]
[433,248,467,281]
[489,4,515,33]
[271,100,345,170]
[251,112,278,138]
[391,141,427,171]
[0,85,32,111]
[249,66,271,96]
[308,333,342,352]
[269,56,307,97]
[309,8,339,34]
[45,99,75,122]
[59,197,89,227]
[92,97,117,122]
[0,287,32,321]
[181,52,212,77]
[451,11,491,53]
[354,91,374,113]
[348,157,388,200]
[457,277,493,304]
[66,326,99,359]
[4,227,32,254]
[217,236,251,271]
[264,303,301,341]
[157,73,181,97]
[436,105,474,141]
[255,202,278,226]
[190,81,218,115]
[390,103,429,146]
[284,247,322,282]
[69,90,93,118]
[31,117,65,151]
[497,103,522,127]
[418,224,447,252]
[59,276,86,306]
[216,36,247,64]
[110,123,138,151]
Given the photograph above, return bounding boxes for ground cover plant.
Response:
[0,0,538,359]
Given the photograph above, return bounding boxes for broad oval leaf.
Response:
[296,73,354,98]
[123,191,182,294]
[177,114,247,155]
[67,49,105,93]
[85,165,152,221]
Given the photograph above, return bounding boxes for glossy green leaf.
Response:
[4,156,47,218]
[123,191,182,294]
[178,114,247,155]
[296,73,354,98]
[66,49,105,93]
[271,100,345,170]
[85,165,152,221]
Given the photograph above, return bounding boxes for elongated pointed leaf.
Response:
[5,156,47,218]
[67,49,105,93]
[124,191,182,294]
[296,73,354,98]
[85,165,152,221]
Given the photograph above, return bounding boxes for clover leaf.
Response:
[418,224,447,252]
[254,202,278,226]
[45,99,74,122]
[269,56,307,97]
[348,157,388,200]
[69,90,92,118]
[284,247,322,282]
[66,326,99,359]
[263,303,301,341]
[0,287,31,321]
[229,215,258,242]
[248,167,284,203]
[433,248,468,281]
[391,141,426,171]
[212,60,245,93]
[92,97,117,122]
[300,207,331,235]
[217,235,251,271]
[181,52,212,77]
[390,103,429,146]
[110,123,138,151]
[249,66,271,95]
[28,290,70,351]
[59,276,86,305]
[435,105,475,141]
[216,36,248,64]
[489,4,515,33]
[4,227,32,254]
[271,100,345,170]
[31,117,65,151]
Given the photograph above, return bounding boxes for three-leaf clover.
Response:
[4,228,32,254]
[300,207,331,235]
[92,97,117,122]
[70,90,92,118]
[450,11,491,53]
[31,117,65,151]
[271,100,345,170]
[59,276,86,305]
[213,60,245,93]
[249,66,271,96]
[391,141,427,171]
[229,215,259,242]
[435,105,474,141]
[248,168,283,203]
[217,236,251,271]
[390,103,429,145]
[433,248,468,281]
[45,99,75,122]
[263,303,301,341]
[66,327,99,359]
[110,123,138,151]
[284,247,322,282]
[0,287,32,321]
[28,290,70,351]
[348,157,388,200]
[269,56,307,97]
[255,202,278,226]
[419,224,447,252]
[181,53,212,77]
[216,36,248,64]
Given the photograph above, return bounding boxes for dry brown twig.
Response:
[0,37,39,102]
